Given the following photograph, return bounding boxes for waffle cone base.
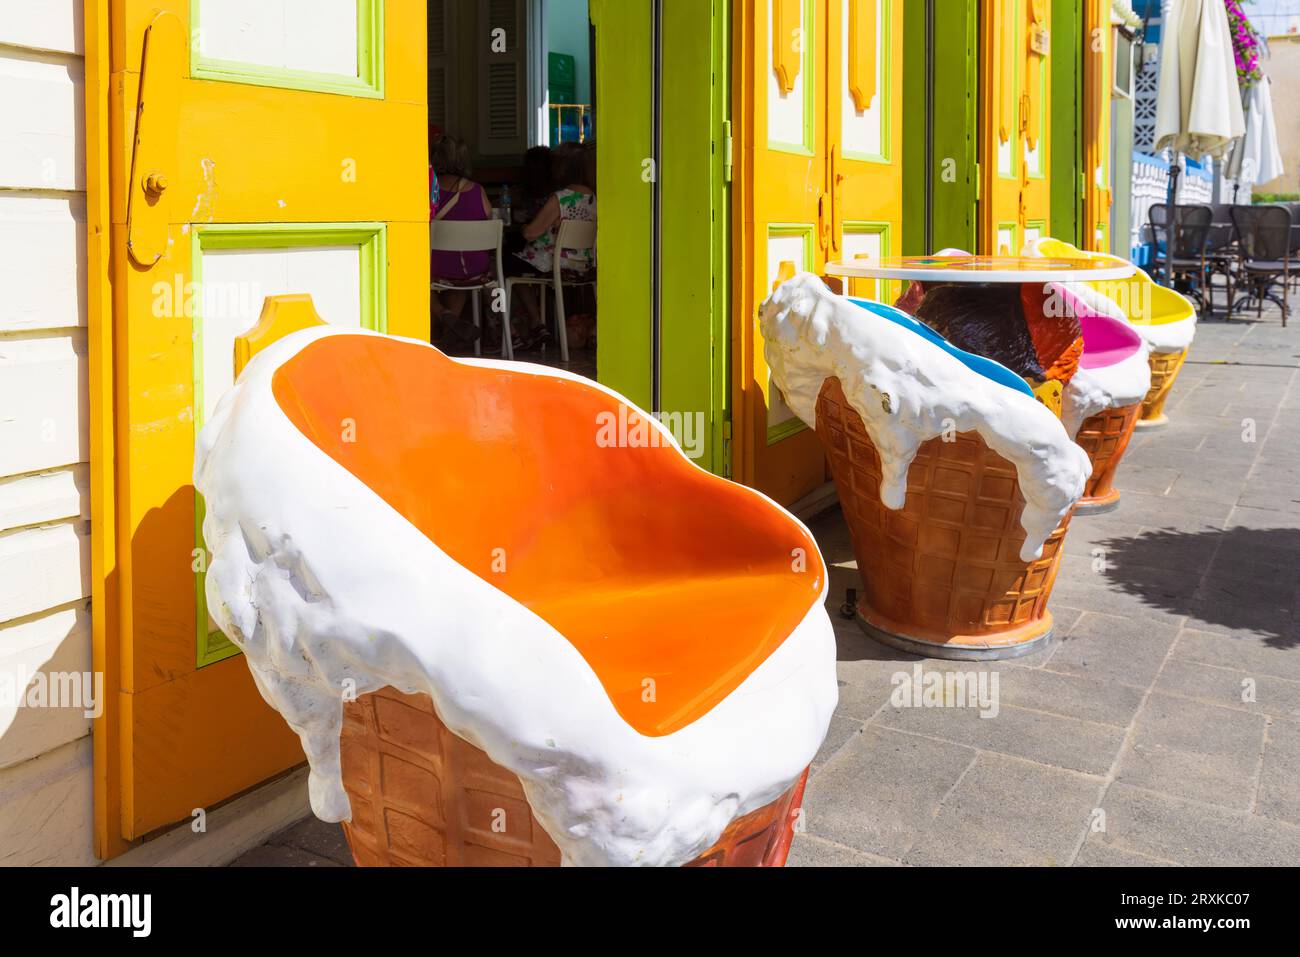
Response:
[338,686,807,867]
[1139,348,1188,426]
[815,377,1069,659]
[1073,402,1141,515]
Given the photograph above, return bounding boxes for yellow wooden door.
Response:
[1083,0,1112,251]
[95,0,427,854]
[828,0,904,303]
[734,0,830,505]
[979,0,1052,254]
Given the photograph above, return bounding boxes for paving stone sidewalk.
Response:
[235,303,1300,867]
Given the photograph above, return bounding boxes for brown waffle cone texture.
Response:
[1141,348,1188,423]
[815,377,1070,651]
[1074,402,1141,508]
[338,686,808,867]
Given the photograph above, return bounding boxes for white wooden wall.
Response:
[0,1,96,866]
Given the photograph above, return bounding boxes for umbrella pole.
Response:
[1162,153,1182,288]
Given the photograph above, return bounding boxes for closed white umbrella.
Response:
[1154,0,1245,159]
[1227,76,1285,186]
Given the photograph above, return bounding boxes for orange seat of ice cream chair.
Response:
[237,297,825,737]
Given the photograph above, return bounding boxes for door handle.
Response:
[126,11,182,268]
[817,193,831,255]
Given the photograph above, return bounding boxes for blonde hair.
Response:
[431,135,471,178]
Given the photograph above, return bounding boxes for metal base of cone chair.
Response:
[1134,414,1169,431]
[855,608,1056,661]
[1072,489,1122,515]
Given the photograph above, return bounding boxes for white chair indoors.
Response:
[504,219,596,362]
[429,219,506,358]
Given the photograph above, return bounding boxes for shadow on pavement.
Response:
[1097,526,1300,649]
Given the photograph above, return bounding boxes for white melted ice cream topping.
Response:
[1061,343,1153,438]
[760,274,1090,561]
[194,327,838,867]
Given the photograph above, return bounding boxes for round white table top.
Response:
[825,254,1136,284]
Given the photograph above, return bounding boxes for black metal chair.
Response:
[1229,204,1292,326]
[1204,202,1239,318]
[1149,204,1214,311]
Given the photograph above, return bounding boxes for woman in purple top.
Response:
[430,136,492,346]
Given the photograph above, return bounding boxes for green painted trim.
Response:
[901,0,927,254]
[1049,0,1082,244]
[996,220,1019,255]
[189,0,385,99]
[191,221,387,668]
[767,417,808,445]
[659,0,730,474]
[764,223,813,445]
[1025,217,1047,251]
[591,0,652,409]
[843,219,895,303]
[768,0,817,155]
[843,0,892,165]
[907,1,978,254]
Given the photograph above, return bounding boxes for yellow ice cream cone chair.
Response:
[1035,238,1195,429]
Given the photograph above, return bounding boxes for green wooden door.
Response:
[591,0,731,475]
[902,0,978,255]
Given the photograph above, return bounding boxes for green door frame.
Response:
[591,0,731,474]
[1049,0,1083,245]
[903,0,979,255]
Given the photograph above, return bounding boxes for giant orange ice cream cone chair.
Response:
[195,296,837,867]
[1035,238,1196,430]
[762,276,1091,661]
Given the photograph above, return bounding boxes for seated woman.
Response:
[517,145,555,224]
[510,142,596,350]
[430,135,492,349]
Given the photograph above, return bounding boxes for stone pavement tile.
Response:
[1107,464,1181,496]
[1115,693,1266,811]
[1166,473,1252,506]
[229,843,344,867]
[268,815,354,866]
[813,712,865,770]
[1228,505,1300,530]
[1044,611,1180,688]
[1153,657,1300,723]
[831,617,921,721]
[799,725,975,859]
[992,664,1146,728]
[876,700,1124,776]
[1204,550,1300,587]
[1236,480,1300,515]
[1185,595,1294,647]
[902,753,1101,866]
[1048,575,1187,629]
[787,833,897,867]
[1256,721,1300,827]
[1117,490,1236,525]
[1170,631,1300,686]
[1074,840,1177,866]
[1090,783,1300,866]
